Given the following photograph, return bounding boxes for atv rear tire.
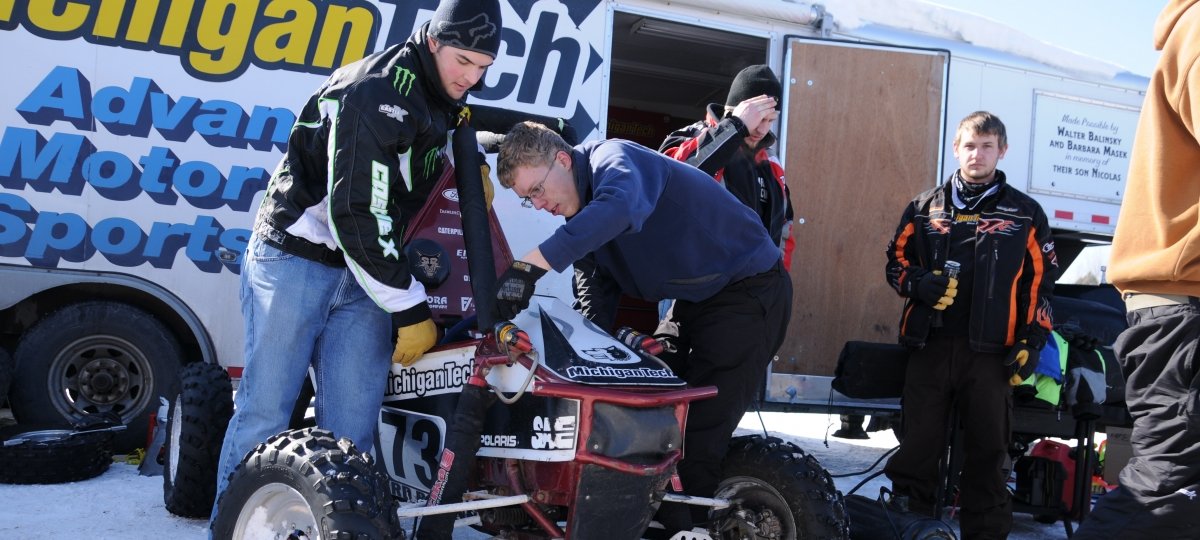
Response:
[10,301,182,453]
[0,423,114,484]
[716,435,850,540]
[164,362,233,518]
[212,427,402,539]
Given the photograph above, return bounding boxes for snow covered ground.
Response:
[0,411,1074,539]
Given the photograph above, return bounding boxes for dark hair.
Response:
[955,111,1007,148]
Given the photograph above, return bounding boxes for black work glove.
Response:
[1005,339,1039,386]
[495,261,547,320]
[905,270,958,310]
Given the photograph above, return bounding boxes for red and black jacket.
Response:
[659,104,794,270]
[886,172,1057,352]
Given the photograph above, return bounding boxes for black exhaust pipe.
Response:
[415,113,498,540]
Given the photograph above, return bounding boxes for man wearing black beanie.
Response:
[661,64,793,270]
[654,64,795,535]
[209,1,506,536]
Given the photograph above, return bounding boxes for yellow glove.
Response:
[1004,339,1039,386]
[480,161,495,209]
[392,318,437,366]
[927,270,959,311]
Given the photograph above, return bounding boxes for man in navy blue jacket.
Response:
[493,121,792,535]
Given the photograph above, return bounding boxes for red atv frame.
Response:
[177,126,847,539]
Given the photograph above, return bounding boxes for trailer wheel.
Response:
[10,301,182,453]
[164,362,233,518]
[0,422,114,484]
[212,427,402,540]
[715,435,850,540]
[0,347,12,407]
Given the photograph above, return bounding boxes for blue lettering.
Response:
[149,92,202,142]
[137,146,180,206]
[0,127,264,210]
[82,150,136,196]
[93,217,143,256]
[15,66,92,130]
[17,67,294,148]
[0,194,247,274]
[94,77,154,137]
[0,127,89,195]
[25,211,91,266]
[0,194,34,257]
[195,100,245,146]
[175,161,222,201]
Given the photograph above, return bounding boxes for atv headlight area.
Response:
[586,402,681,463]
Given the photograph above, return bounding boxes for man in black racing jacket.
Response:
[210,0,506,528]
[883,111,1056,539]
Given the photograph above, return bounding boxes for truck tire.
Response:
[0,423,114,484]
[0,347,12,407]
[715,435,850,540]
[164,362,233,518]
[212,427,402,540]
[10,301,182,453]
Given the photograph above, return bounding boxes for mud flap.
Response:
[567,464,672,540]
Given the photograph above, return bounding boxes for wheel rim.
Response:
[46,335,154,424]
[168,395,183,483]
[234,482,319,540]
[714,476,796,540]
[3,429,75,445]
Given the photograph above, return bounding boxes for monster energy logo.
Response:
[422,148,440,177]
[393,67,416,96]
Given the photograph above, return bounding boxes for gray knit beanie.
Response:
[428,0,503,58]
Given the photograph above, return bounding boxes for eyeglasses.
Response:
[520,162,553,208]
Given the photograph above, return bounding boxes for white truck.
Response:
[0,0,1144,451]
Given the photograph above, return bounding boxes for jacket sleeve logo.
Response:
[392,66,416,96]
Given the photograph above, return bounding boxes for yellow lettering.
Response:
[313,4,373,69]
[255,0,316,65]
[28,0,89,32]
[0,0,16,23]
[190,0,257,76]
[160,0,196,48]
[125,0,163,43]
[7,0,381,81]
[94,0,125,38]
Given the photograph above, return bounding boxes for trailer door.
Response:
[770,38,948,405]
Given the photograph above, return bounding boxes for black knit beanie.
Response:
[427,0,503,58]
[726,64,782,110]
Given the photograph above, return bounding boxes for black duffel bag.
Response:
[845,492,956,540]
[832,341,910,399]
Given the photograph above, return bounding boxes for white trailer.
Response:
[0,0,1144,446]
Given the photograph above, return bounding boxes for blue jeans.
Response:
[210,234,391,525]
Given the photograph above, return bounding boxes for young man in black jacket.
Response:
[210,0,503,529]
[883,111,1057,539]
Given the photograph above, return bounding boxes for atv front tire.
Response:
[164,362,233,518]
[715,435,850,540]
[212,427,402,539]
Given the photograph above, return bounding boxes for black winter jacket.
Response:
[254,26,460,322]
[885,172,1057,352]
[659,104,794,269]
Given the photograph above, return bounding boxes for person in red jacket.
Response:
[659,64,794,270]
